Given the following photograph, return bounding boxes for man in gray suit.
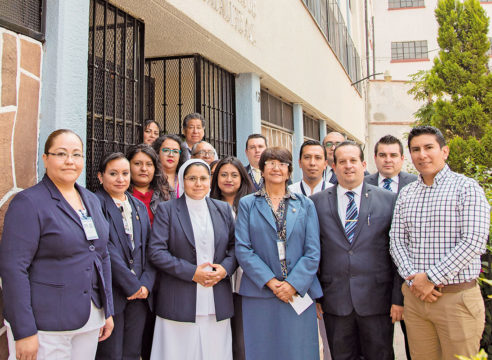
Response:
[365,134,417,193]
[311,141,400,360]
[365,134,417,359]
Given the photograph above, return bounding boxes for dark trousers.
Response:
[140,308,156,360]
[96,300,148,360]
[231,293,246,360]
[323,311,394,360]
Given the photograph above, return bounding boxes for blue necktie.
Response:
[383,178,392,191]
[344,191,358,243]
[329,170,337,184]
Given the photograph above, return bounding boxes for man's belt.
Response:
[437,279,477,293]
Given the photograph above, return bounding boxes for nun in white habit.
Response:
[148,159,237,360]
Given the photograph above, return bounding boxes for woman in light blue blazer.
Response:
[235,147,322,360]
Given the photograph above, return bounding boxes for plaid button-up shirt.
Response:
[390,165,490,285]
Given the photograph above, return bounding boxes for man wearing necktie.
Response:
[311,141,400,360]
[365,134,417,360]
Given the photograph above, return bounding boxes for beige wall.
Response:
[114,0,367,142]
[0,27,42,359]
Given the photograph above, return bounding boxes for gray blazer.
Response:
[364,171,418,193]
[311,183,400,316]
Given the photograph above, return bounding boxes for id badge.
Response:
[277,241,286,261]
[81,217,99,241]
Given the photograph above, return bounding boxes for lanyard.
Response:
[300,181,325,196]
[274,198,290,234]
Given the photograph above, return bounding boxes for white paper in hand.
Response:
[289,293,313,315]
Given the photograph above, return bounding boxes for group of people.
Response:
[0,111,489,360]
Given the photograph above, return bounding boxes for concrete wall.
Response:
[0,27,43,359]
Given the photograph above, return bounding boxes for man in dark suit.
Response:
[311,141,400,360]
[365,134,417,360]
[322,131,346,185]
[244,134,268,191]
[365,134,417,193]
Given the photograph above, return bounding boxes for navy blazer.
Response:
[364,171,418,193]
[148,196,237,322]
[95,189,156,314]
[311,183,399,317]
[0,175,113,340]
[235,193,322,300]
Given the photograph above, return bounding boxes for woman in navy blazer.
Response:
[0,129,114,360]
[148,159,237,359]
[235,147,322,360]
[94,152,156,360]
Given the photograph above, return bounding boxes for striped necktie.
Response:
[344,191,358,243]
[383,178,392,191]
[329,170,337,184]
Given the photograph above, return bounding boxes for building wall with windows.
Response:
[366,0,492,173]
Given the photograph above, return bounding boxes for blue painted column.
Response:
[292,103,304,183]
[38,0,90,184]
[235,73,261,166]
[319,119,327,143]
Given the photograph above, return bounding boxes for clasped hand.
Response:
[127,286,149,300]
[193,262,227,287]
[266,278,296,303]
[406,273,443,303]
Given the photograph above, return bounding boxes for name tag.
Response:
[81,217,99,241]
[277,241,286,261]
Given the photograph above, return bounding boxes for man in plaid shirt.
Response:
[390,126,490,360]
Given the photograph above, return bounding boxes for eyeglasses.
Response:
[184,176,210,183]
[186,126,203,131]
[161,148,181,156]
[264,160,289,169]
[193,150,215,157]
[47,152,84,161]
[324,141,342,149]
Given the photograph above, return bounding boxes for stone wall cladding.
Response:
[0,27,42,359]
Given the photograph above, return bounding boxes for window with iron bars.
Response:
[391,40,428,60]
[0,0,44,41]
[389,0,424,9]
[86,0,145,191]
[144,55,236,158]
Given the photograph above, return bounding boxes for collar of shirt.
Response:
[417,164,450,187]
[254,184,297,200]
[378,173,399,186]
[300,178,326,196]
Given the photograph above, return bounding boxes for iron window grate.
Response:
[0,0,44,41]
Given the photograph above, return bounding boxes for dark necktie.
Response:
[344,191,358,243]
[329,170,337,184]
[383,178,392,191]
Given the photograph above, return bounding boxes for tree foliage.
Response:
[408,0,492,174]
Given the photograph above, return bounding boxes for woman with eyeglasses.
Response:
[143,120,160,146]
[210,156,254,360]
[0,129,114,359]
[95,152,156,360]
[127,144,170,226]
[153,134,186,199]
[235,147,322,360]
[149,159,237,360]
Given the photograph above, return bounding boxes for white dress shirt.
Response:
[377,173,399,193]
[186,194,216,315]
[288,179,332,196]
[336,183,363,227]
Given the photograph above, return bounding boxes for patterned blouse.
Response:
[255,185,297,279]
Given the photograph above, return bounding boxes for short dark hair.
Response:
[152,134,186,173]
[210,156,254,212]
[245,134,267,149]
[126,144,170,200]
[299,139,326,160]
[144,119,160,132]
[98,152,128,174]
[44,129,83,154]
[408,126,446,149]
[183,113,205,128]
[333,141,364,164]
[374,135,403,156]
[259,147,293,176]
